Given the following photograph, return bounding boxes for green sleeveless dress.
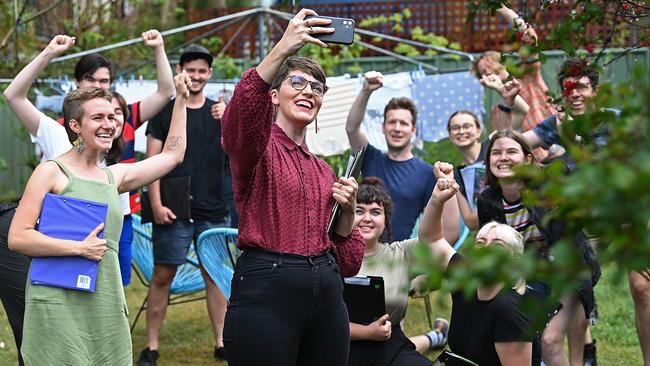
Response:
[22,160,131,366]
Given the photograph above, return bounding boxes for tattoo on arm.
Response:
[167,136,183,148]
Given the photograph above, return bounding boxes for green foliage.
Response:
[420,138,464,167]
[524,66,650,272]
[200,36,224,51]
[320,150,352,177]
[212,57,244,79]
[300,34,364,75]
[448,0,650,321]
[305,8,458,73]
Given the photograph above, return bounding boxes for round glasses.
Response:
[285,75,328,97]
[449,123,476,133]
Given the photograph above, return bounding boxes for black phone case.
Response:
[305,15,355,45]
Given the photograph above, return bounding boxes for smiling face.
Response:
[176,59,212,96]
[561,76,597,116]
[69,98,117,151]
[76,67,112,90]
[448,112,481,149]
[111,97,125,138]
[354,202,386,243]
[271,69,323,127]
[383,109,415,151]
[488,137,531,180]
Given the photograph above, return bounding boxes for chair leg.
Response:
[130,294,148,333]
[424,293,434,330]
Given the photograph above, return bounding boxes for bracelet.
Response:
[498,103,513,113]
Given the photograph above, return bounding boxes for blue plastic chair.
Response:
[195,228,239,300]
[130,215,206,332]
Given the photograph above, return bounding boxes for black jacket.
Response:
[477,185,601,287]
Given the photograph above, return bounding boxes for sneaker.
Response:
[137,347,159,366]
[426,318,450,349]
[214,346,226,361]
[583,339,597,366]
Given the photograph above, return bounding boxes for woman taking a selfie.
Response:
[221,8,365,366]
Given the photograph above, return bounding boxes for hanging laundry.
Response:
[305,76,357,156]
[413,71,484,142]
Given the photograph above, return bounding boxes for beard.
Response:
[188,81,207,96]
[386,140,411,154]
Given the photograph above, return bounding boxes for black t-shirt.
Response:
[446,253,534,366]
[146,98,228,221]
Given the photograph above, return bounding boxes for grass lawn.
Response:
[0,265,642,365]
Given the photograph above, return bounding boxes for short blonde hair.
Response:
[476,221,527,295]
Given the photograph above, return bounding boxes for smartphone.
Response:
[305,15,355,45]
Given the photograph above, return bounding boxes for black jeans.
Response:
[0,205,29,366]
[224,248,349,366]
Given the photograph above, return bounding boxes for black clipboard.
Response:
[343,275,385,324]
[328,147,365,237]
[140,176,192,223]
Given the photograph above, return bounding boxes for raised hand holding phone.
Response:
[304,15,355,45]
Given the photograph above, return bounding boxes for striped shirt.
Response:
[502,198,549,258]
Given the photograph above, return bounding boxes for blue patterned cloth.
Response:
[413,72,484,142]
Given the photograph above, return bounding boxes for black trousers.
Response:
[348,326,432,366]
[223,248,350,366]
[0,204,29,366]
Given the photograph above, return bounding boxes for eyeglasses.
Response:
[285,75,328,97]
[449,123,476,133]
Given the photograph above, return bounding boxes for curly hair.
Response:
[357,177,394,242]
[557,58,599,91]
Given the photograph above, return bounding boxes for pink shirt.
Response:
[221,68,364,276]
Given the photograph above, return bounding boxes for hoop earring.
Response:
[73,135,85,154]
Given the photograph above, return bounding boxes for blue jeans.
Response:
[117,214,133,286]
[152,218,228,265]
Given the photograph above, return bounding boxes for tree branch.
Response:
[0,0,65,50]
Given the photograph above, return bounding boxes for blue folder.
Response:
[30,193,108,292]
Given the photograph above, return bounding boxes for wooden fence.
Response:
[186,0,595,60]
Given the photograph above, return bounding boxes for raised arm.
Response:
[456,187,480,230]
[484,76,528,131]
[137,29,174,123]
[8,162,107,261]
[222,9,333,176]
[255,9,331,83]
[3,35,75,136]
[523,129,545,149]
[418,162,459,270]
[345,71,383,151]
[496,4,528,32]
[111,72,190,192]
